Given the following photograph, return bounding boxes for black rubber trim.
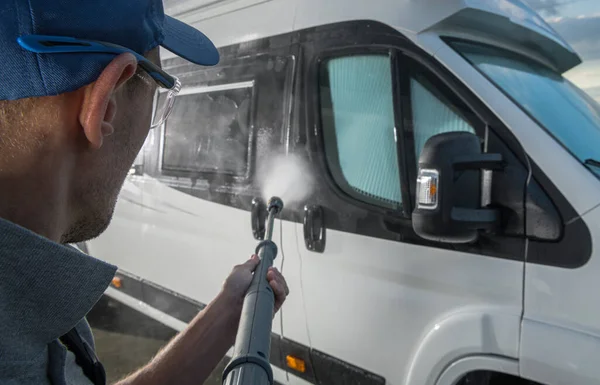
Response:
[311,349,385,385]
[108,270,386,385]
[270,334,317,384]
[113,270,206,323]
[395,52,418,216]
[525,161,593,268]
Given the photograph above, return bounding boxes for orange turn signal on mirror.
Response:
[111,277,122,288]
[286,355,306,373]
[416,168,439,210]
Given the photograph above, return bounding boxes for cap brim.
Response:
[160,16,219,66]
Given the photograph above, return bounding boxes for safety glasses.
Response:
[18,34,181,128]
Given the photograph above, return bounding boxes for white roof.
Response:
[163,0,581,73]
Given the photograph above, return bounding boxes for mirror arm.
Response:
[451,207,500,232]
[453,153,505,171]
[451,153,504,234]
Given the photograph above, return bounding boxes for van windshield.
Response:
[449,40,600,179]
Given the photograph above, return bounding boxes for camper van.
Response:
[81,0,600,384]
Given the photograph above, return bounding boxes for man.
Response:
[0,1,289,384]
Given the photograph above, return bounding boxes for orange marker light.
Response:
[286,355,306,373]
[429,183,437,197]
[111,277,122,288]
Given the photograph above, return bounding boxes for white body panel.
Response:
[163,0,578,72]
[520,206,600,384]
[85,1,600,384]
[295,226,522,384]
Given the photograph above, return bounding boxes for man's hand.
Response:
[222,254,289,314]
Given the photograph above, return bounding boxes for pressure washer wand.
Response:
[222,196,284,385]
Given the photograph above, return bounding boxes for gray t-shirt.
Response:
[0,217,117,384]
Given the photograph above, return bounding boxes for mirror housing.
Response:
[412,132,505,244]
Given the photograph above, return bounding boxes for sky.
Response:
[523,0,600,102]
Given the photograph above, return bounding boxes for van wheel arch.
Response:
[435,355,542,385]
[456,371,543,385]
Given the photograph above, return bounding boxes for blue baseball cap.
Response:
[1,0,219,101]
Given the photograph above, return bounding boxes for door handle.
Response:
[303,205,326,253]
[251,197,267,240]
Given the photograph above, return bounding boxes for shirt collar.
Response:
[0,217,117,360]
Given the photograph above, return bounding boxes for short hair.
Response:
[125,66,152,98]
[0,97,46,152]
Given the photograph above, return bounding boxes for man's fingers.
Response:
[269,279,286,300]
[266,267,288,317]
[241,254,260,270]
[273,268,288,294]
[267,267,289,296]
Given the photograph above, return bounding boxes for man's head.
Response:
[0,0,219,243]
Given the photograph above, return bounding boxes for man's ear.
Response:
[79,52,138,149]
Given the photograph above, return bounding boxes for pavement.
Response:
[92,328,229,385]
[88,296,227,385]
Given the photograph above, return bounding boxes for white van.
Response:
[82,0,600,384]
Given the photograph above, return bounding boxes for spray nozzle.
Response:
[267,196,284,214]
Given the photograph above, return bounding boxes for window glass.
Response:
[161,84,252,176]
[411,76,476,161]
[320,55,402,208]
[450,41,600,178]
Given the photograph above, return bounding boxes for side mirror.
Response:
[412,132,505,244]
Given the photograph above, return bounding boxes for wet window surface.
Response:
[162,85,252,176]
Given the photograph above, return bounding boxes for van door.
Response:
[291,21,528,385]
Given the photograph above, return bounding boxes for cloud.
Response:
[550,14,600,61]
[523,0,562,16]
[584,86,600,101]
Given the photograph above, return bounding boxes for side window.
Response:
[319,54,403,210]
[161,83,253,177]
[318,53,478,214]
[410,74,476,162]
